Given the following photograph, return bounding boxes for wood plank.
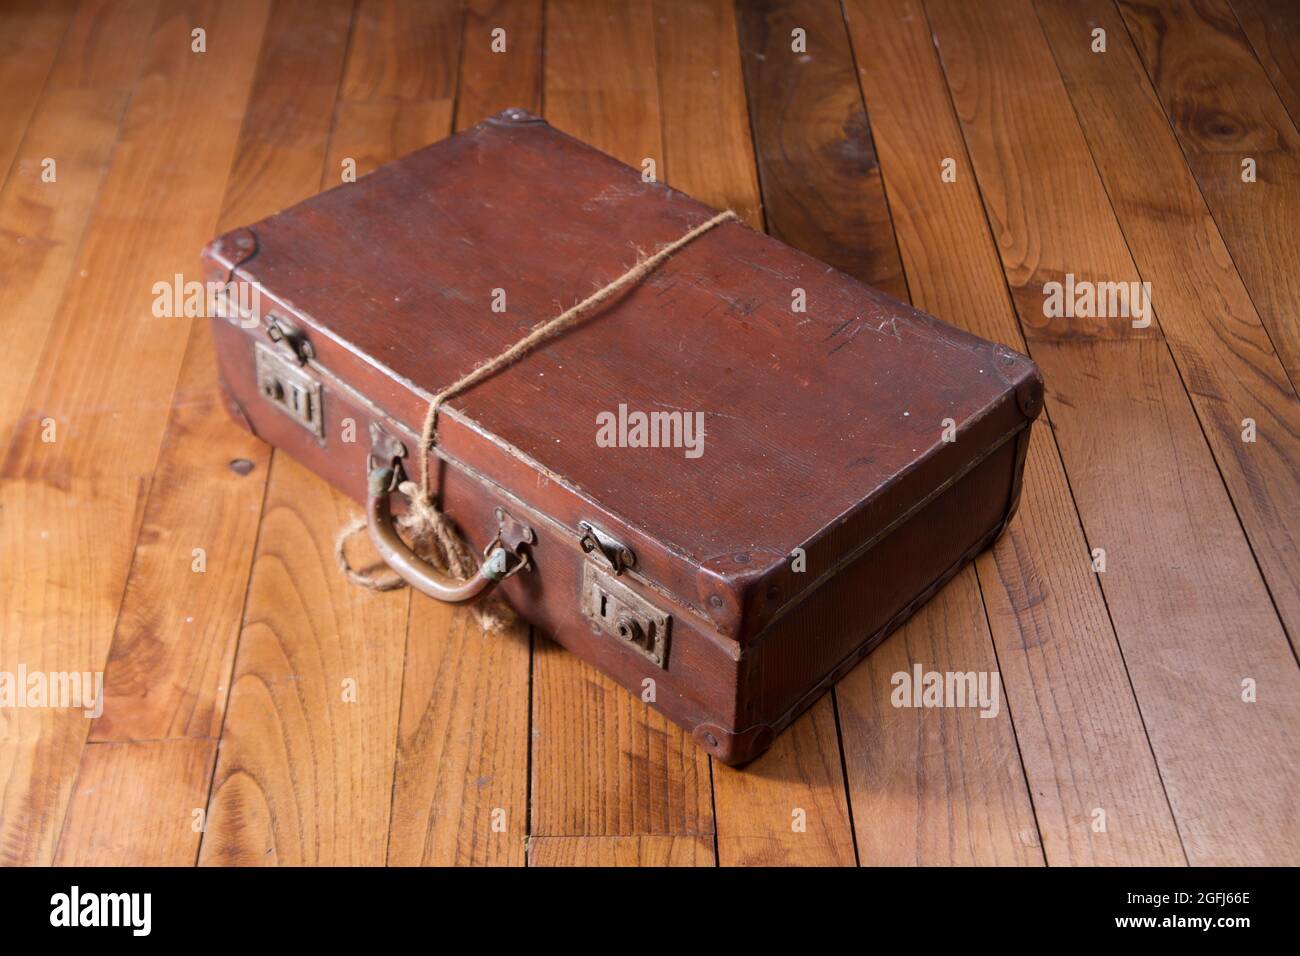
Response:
[387,603,530,865]
[1229,0,1300,124]
[200,0,465,867]
[735,0,906,300]
[737,0,1041,865]
[528,834,714,866]
[388,0,533,867]
[656,0,853,867]
[455,0,543,125]
[328,0,460,182]
[653,0,762,227]
[926,0,1300,865]
[341,0,457,102]
[2,0,273,481]
[1035,0,1300,655]
[197,455,407,866]
[711,706,856,866]
[0,0,158,448]
[92,0,355,744]
[54,739,215,865]
[1116,0,1300,389]
[0,477,146,865]
[530,0,714,842]
[0,0,269,867]
[0,0,76,186]
[530,640,713,838]
[839,569,1043,865]
[844,0,1185,866]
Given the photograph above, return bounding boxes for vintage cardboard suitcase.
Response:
[201,107,1043,765]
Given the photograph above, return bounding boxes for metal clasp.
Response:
[489,506,535,578]
[578,520,635,575]
[265,314,315,365]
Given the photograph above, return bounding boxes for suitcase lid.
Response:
[204,109,1041,642]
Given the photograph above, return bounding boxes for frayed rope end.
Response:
[334,483,518,633]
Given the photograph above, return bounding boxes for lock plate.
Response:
[255,341,324,439]
[581,563,670,668]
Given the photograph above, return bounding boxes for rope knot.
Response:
[334,480,514,632]
[393,480,475,581]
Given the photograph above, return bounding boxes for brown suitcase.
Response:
[201,108,1043,765]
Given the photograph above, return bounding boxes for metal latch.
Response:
[255,341,324,439]
[578,520,635,574]
[265,314,315,365]
[581,563,670,668]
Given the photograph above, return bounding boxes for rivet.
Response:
[709,594,724,610]
[229,458,255,476]
[703,732,719,747]
[733,553,750,564]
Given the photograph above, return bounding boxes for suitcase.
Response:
[201,108,1043,765]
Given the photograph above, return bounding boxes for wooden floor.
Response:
[1,0,1297,867]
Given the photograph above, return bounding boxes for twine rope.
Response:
[336,209,738,627]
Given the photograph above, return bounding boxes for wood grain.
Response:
[455,0,543,125]
[0,477,146,865]
[0,0,268,867]
[530,0,714,844]
[653,0,763,228]
[0,0,158,448]
[926,0,1300,865]
[2,0,273,481]
[93,0,355,745]
[387,2,534,866]
[387,602,530,865]
[198,455,407,866]
[838,568,1043,865]
[1117,0,1300,390]
[1035,0,1300,655]
[1229,0,1300,124]
[844,0,1185,866]
[0,0,76,186]
[656,0,853,867]
[735,0,906,299]
[54,739,216,865]
[528,834,715,866]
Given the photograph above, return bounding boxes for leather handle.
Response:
[366,465,515,604]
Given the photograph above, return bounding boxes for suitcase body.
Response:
[201,108,1042,765]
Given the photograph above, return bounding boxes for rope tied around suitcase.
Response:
[336,209,740,627]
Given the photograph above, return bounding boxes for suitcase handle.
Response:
[366,464,528,604]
